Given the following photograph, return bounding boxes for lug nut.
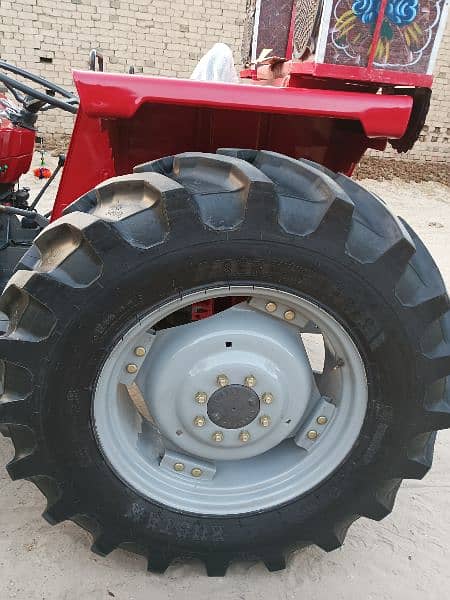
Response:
[126,363,138,374]
[262,392,273,405]
[191,467,203,478]
[265,302,277,313]
[259,415,271,428]
[173,462,185,472]
[307,430,318,440]
[134,346,146,357]
[217,374,229,387]
[284,310,296,321]
[316,416,328,425]
[194,415,206,428]
[244,375,257,388]
[212,431,224,443]
[239,431,251,443]
[195,391,208,404]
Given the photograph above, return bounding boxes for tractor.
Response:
[0,0,449,576]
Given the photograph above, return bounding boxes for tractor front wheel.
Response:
[1,150,449,575]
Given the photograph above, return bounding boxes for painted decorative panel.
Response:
[254,0,295,58]
[318,0,449,73]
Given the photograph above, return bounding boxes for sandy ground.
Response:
[1,158,450,599]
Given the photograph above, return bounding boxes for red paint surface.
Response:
[0,116,35,183]
[51,70,414,218]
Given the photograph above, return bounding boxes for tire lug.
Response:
[134,346,146,357]
[212,431,224,443]
[193,415,206,427]
[244,375,256,388]
[217,374,229,387]
[126,363,138,374]
[265,302,277,313]
[195,391,208,404]
[307,430,318,440]
[284,310,295,321]
[239,431,251,443]
[259,415,271,428]
[173,462,185,472]
[191,467,203,478]
[316,416,328,425]
[262,392,273,405]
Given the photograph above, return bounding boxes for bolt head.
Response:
[307,430,318,440]
[173,462,185,472]
[217,374,229,387]
[195,391,208,404]
[265,301,277,313]
[262,392,273,405]
[193,415,206,428]
[126,363,138,374]
[212,431,224,443]
[239,430,251,443]
[191,467,203,478]
[316,416,328,425]
[134,346,146,357]
[244,375,257,388]
[284,310,296,321]
[259,415,271,428]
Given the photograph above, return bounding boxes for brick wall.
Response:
[0,0,448,163]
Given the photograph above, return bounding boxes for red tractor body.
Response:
[52,70,414,218]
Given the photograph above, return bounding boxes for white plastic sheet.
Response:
[190,43,239,83]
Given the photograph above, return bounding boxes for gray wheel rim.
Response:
[93,286,368,515]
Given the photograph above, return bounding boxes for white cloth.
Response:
[190,43,239,83]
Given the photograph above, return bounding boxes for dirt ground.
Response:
[1,159,449,599]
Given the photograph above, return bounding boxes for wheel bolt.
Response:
[316,416,328,425]
[126,363,138,374]
[193,415,206,427]
[212,431,224,443]
[134,346,146,357]
[307,430,318,440]
[239,430,251,443]
[244,375,256,388]
[262,392,273,405]
[173,462,185,472]
[284,310,296,321]
[265,302,277,313]
[195,391,208,404]
[217,374,229,387]
[191,467,203,478]
[259,415,271,428]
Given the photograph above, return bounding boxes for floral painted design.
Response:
[326,0,445,70]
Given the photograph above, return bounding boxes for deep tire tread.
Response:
[1,149,448,575]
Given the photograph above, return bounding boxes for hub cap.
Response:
[93,287,368,515]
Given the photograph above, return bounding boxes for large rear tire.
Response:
[1,150,449,575]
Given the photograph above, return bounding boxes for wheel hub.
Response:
[207,384,260,429]
[137,304,314,460]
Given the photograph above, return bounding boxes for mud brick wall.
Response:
[0,0,448,163]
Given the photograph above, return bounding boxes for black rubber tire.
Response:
[1,150,449,576]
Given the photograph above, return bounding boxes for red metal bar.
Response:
[367,0,390,68]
